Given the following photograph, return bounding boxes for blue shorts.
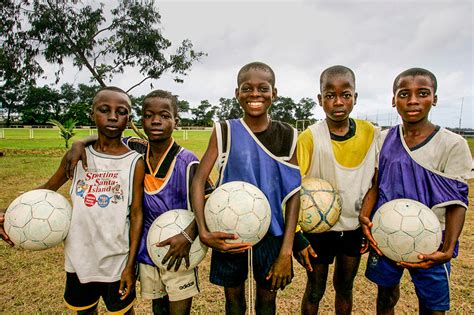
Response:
[365,251,451,311]
[210,234,288,290]
[64,272,136,313]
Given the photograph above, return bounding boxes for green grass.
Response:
[467,138,474,156]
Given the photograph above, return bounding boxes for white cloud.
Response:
[38,0,473,128]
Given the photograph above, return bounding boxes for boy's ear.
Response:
[175,117,180,129]
[235,87,239,99]
[433,95,438,106]
[272,87,278,99]
[354,92,358,106]
[317,94,322,106]
[392,96,396,107]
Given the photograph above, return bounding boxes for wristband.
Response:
[181,230,193,244]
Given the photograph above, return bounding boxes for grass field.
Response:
[0,131,473,314]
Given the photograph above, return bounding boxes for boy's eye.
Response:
[97,107,109,113]
[161,114,172,120]
[398,91,409,98]
[325,94,334,99]
[241,87,252,92]
[117,108,129,116]
[419,90,430,97]
[259,87,270,93]
[143,114,152,119]
[343,93,352,99]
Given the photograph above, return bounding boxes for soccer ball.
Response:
[147,209,208,271]
[371,199,442,263]
[4,189,72,250]
[299,177,342,233]
[204,181,271,245]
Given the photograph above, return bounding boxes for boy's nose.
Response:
[108,112,119,120]
[407,94,419,104]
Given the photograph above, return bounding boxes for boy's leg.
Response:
[377,284,400,315]
[152,296,170,315]
[210,249,248,314]
[169,297,192,315]
[333,254,361,315]
[333,228,364,315]
[409,262,451,314]
[301,231,337,314]
[224,284,246,315]
[161,264,200,315]
[256,284,277,315]
[64,272,101,314]
[302,263,329,315]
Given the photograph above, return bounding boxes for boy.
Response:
[67,90,212,315]
[191,61,301,314]
[360,68,471,314]
[0,86,145,314]
[295,65,379,315]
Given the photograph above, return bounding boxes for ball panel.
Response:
[147,209,208,271]
[371,198,442,262]
[5,189,71,250]
[204,181,271,245]
[298,177,342,233]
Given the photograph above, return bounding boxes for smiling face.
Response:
[142,97,177,142]
[318,73,357,123]
[235,68,277,118]
[92,90,131,139]
[393,75,437,125]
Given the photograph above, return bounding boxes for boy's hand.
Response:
[398,251,452,269]
[294,245,316,272]
[65,141,88,179]
[359,215,382,255]
[266,254,293,291]
[200,231,251,253]
[0,214,14,246]
[158,233,192,271]
[119,265,136,300]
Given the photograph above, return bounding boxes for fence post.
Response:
[29,128,34,139]
[0,128,4,139]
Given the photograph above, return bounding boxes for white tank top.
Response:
[66,146,142,283]
[308,121,379,231]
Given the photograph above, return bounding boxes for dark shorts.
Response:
[365,250,451,311]
[64,272,136,313]
[303,228,364,265]
[210,234,288,290]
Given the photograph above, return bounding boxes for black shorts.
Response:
[64,272,136,313]
[303,228,364,265]
[210,234,290,290]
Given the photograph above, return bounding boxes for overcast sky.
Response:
[40,0,473,128]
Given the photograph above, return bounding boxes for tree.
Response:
[215,97,242,121]
[177,100,190,115]
[270,96,296,124]
[0,1,42,126]
[294,97,316,121]
[191,100,216,127]
[63,84,99,126]
[48,118,77,148]
[20,85,63,124]
[26,0,205,93]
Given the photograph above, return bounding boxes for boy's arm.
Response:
[65,135,98,179]
[266,151,300,291]
[400,204,466,269]
[119,158,144,299]
[293,132,317,271]
[190,128,251,253]
[358,170,383,255]
[1,153,70,246]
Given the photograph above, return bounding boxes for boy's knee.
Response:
[377,285,400,309]
[306,286,325,304]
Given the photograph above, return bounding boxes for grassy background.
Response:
[0,130,473,314]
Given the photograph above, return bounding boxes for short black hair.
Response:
[237,61,275,87]
[320,65,356,91]
[143,89,179,117]
[393,68,437,94]
[92,86,130,109]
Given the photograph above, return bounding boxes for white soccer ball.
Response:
[4,189,72,250]
[204,181,271,245]
[299,177,342,233]
[371,199,442,263]
[147,209,207,271]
